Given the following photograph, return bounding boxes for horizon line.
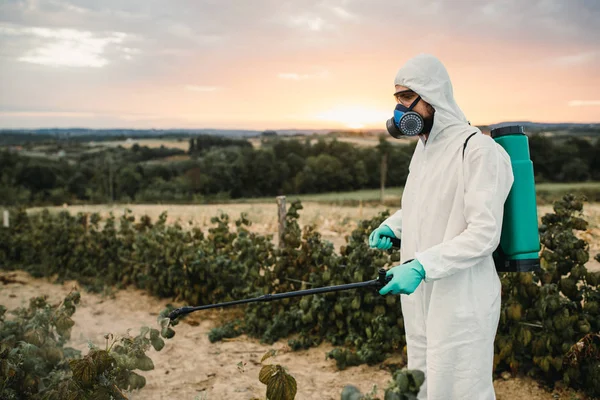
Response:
[2,121,600,133]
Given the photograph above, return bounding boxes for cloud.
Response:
[553,51,598,67]
[288,15,331,32]
[0,0,598,128]
[166,22,223,43]
[184,85,220,92]
[56,1,89,14]
[329,6,357,21]
[0,24,132,67]
[568,100,600,107]
[278,70,329,80]
[120,47,139,60]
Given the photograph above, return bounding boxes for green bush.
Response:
[0,291,174,399]
[494,195,600,396]
[1,194,598,396]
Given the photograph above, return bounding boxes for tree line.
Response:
[0,134,599,206]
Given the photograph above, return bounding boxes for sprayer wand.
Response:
[168,268,392,320]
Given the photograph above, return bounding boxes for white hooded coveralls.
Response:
[381,54,514,399]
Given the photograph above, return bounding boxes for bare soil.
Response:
[0,271,588,400]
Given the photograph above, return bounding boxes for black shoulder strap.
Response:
[462,132,478,159]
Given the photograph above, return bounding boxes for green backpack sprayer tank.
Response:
[490,125,541,272]
[384,124,542,273]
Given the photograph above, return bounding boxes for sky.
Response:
[0,0,599,130]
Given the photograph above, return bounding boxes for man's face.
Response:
[394,84,435,139]
[394,84,434,119]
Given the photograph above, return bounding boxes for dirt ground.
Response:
[0,271,588,400]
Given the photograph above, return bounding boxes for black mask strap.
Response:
[408,96,421,111]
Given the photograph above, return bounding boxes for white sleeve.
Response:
[380,209,402,239]
[415,143,514,281]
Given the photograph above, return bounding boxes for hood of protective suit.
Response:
[394,54,478,144]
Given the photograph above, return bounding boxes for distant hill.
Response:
[1,122,599,139]
[0,128,263,138]
[486,122,600,130]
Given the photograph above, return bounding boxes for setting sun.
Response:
[316,107,390,129]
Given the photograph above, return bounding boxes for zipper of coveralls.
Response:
[415,138,428,255]
[416,138,429,323]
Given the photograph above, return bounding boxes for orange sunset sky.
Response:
[0,0,599,130]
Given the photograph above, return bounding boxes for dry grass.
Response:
[31,202,390,243]
[89,139,190,151]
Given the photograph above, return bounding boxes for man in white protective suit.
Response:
[369,54,514,399]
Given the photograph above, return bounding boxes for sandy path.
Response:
[0,271,586,400]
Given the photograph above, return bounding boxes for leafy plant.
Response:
[2,194,599,396]
[0,292,175,399]
[341,368,425,400]
[258,350,297,400]
[208,319,244,343]
[0,291,81,399]
[494,194,600,395]
[564,333,600,396]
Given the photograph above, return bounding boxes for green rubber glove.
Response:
[379,259,426,296]
[369,225,395,250]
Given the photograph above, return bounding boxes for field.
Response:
[247,135,405,149]
[7,199,599,399]
[28,200,600,272]
[88,138,191,151]
[235,182,600,206]
[0,271,587,400]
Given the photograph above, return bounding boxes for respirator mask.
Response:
[386,95,434,138]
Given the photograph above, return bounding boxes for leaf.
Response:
[261,349,277,363]
[63,346,82,360]
[408,369,425,392]
[53,379,84,400]
[70,357,96,386]
[159,317,171,330]
[150,328,160,340]
[89,386,115,400]
[127,371,147,390]
[519,328,533,347]
[55,314,75,336]
[23,329,45,347]
[150,335,165,351]
[161,326,176,339]
[394,371,409,392]
[112,352,137,371]
[341,385,364,400]
[265,366,297,400]
[135,354,155,371]
[42,346,64,364]
[140,326,150,338]
[237,361,246,373]
[259,364,278,385]
[90,349,113,374]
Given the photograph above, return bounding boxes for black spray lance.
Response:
[168,236,401,321]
